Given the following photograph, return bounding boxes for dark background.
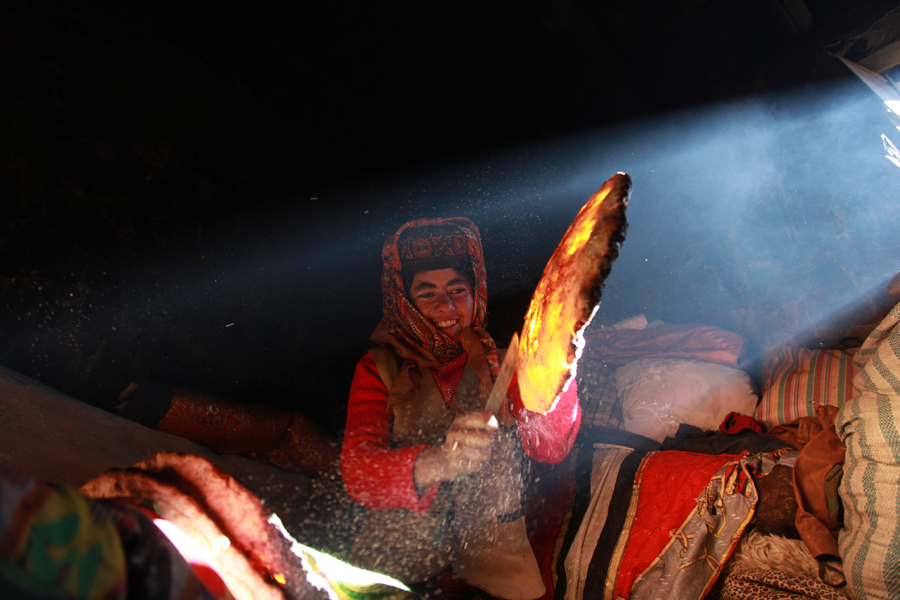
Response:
[3,0,900,434]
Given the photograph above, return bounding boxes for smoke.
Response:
[7,65,898,408]
[320,73,900,359]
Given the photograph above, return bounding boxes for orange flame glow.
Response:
[518,173,629,413]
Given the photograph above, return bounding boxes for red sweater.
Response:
[341,351,581,513]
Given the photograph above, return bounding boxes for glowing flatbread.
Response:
[518,173,630,413]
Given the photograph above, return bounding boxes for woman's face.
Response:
[408,268,475,342]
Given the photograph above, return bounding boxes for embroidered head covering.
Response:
[396,223,474,293]
[371,217,500,409]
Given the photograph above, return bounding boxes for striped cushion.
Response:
[836,302,900,600]
[755,346,856,429]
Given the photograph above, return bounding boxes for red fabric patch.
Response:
[719,411,763,434]
[614,451,737,599]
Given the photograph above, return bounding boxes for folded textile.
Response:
[582,323,749,369]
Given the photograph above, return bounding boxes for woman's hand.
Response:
[413,411,498,489]
[442,411,498,477]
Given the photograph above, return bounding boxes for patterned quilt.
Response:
[551,432,793,600]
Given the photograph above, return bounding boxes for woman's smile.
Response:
[408,268,475,342]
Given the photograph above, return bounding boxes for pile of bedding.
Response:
[544,305,900,600]
[575,316,758,440]
[2,302,899,600]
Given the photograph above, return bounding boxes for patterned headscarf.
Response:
[371,218,501,405]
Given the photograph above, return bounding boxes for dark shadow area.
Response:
[2,0,900,436]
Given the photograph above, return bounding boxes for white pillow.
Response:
[616,357,758,443]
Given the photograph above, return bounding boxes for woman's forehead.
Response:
[410,268,470,287]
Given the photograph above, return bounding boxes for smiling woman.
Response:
[339,218,582,600]
[408,269,475,342]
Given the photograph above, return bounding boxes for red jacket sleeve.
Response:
[340,352,440,513]
[509,374,581,464]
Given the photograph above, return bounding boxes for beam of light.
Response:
[152,517,236,597]
[153,517,230,564]
[11,52,900,405]
[267,513,410,600]
[882,133,900,167]
[380,77,900,366]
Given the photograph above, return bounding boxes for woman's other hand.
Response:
[413,411,498,489]
[443,411,498,476]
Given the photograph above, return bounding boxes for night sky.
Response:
[3,1,900,433]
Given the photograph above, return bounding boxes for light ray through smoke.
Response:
[8,64,899,404]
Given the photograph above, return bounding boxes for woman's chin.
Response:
[437,325,462,341]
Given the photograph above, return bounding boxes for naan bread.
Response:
[518,173,630,413]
